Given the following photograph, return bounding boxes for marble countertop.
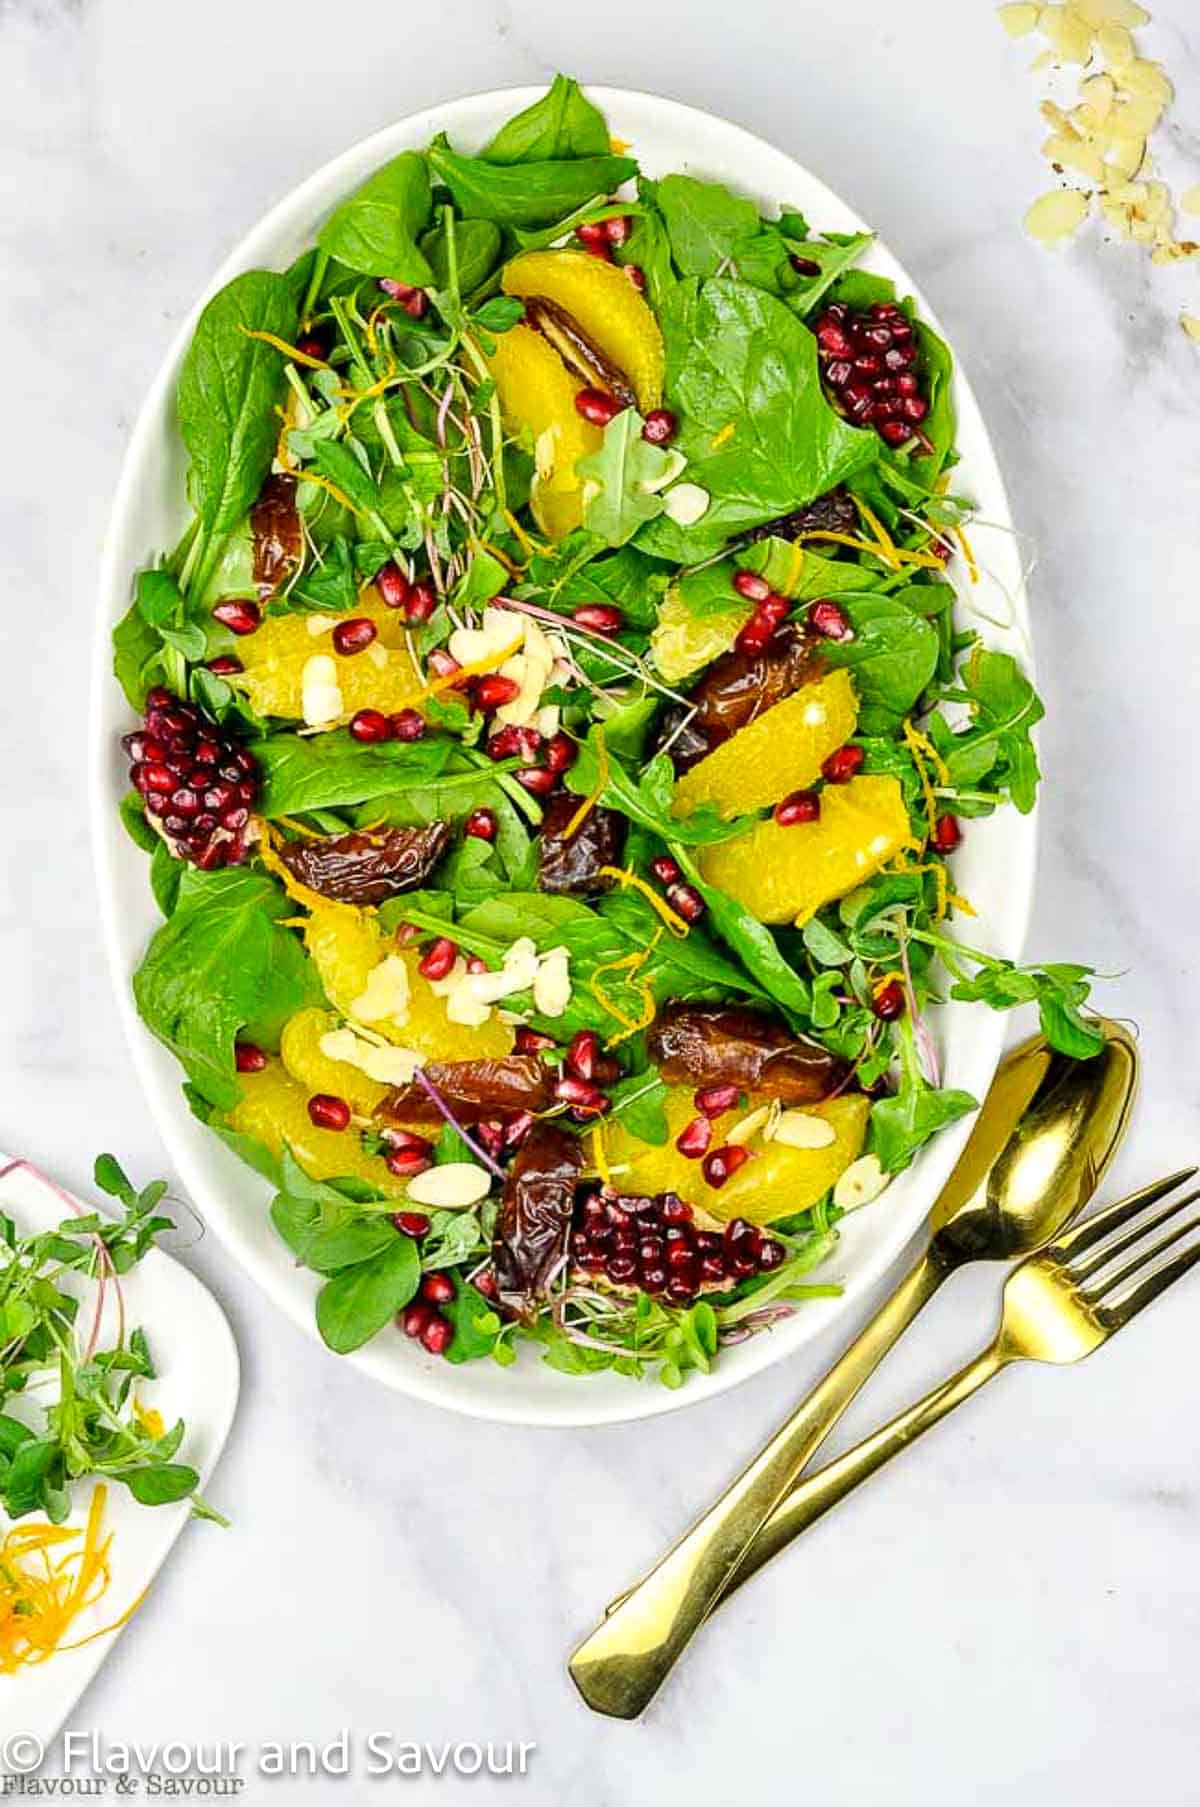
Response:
[2,0,1198,1799]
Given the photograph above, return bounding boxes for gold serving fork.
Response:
[570,1168,1200,1717]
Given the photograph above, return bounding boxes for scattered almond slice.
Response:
[1181,314,1200,341]
[772,1111,838,1152]
[1119,56,1172,104]
[1024,187,1090,244]
[998,2,1040,35]
[725,1105,772,1147]
[833,1155,890,1213]
[1038,4,1094,61]
[1073,0,1148,25]
[1097,20,1136,65]
[1181,184,1200,216]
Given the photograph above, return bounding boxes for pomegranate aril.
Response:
[349,708,391,743]
[406,581,436,624]
[809,598,854,641]
[401,1303,432,1338]
[901,395,928,423]
[376,561,411,609]
[700,1253,727,1285]
[554,1074,610,1116]
[418,937,458,981]
[603,214,632,245]
[873,978,907,1021]
[464,807,497,841]
[235,1041,267,1072]
[896,372,919,396]
[466,956,489,975]
[206,654,243,677]
[389,708,426,741]
[420,1272,454,1305]
[660,1193,693,1225]
[393,1211,430,1238]
[703,1144,751,1188]
[581,238,613,261]
[815,316,852,356]
[931,814,962,853]
[566,1030,600,1081]
[878,420,911,447]
[641,407,676,445]
[571,603,623,633]
[575,220,609,245]
[650,855,680,886]
[427,649,462,685]
[607,1252,638,1284]
[641,1263,667,1292]
[665,882,705,923]
[140,763,175,794]
[824,358,854,389]
[543,732,576,774]
[514,1027,556,1055]
[695,1082,739,1119]
[624,264,647,292]
[385,1147,433,1180]
[723,1217,760,1253]
[211,599,261,636]
[675,1116,713,1159]
[332,616,377,656]
[515,765,557,797]
[419,1313,452,1355]
[758,1238,786,1272]
[475,673,521,711]
[774,789,821,827]
[821,743,865,784]
[734,617,775,656]
[732,569,771,603]
[474,1268,498,1298]
[574,388,624,427]
[382,1127,434,1156]
[307,1093,351,1131]
[503,1111,534,1150]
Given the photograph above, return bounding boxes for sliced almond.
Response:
[1118,56,1172,104]
[772,1111,838,1151]
[1078,72,1116,120]
[1039,4,1094,61]
[1024,188,1090,245]
[317,1027,422,1087]
[533,946,571,1018]
[405,1162,492,1210]
[1181,314,1200,342]
[661,482,711,526]
[300,654,343,728]
[1097,19,1135,65]
[833,1154,891,1213]
[1181,184,1200,216]
[305,614,338,636]
[725,1105,771,1147]
[350,952,411,1026]
[1072,0,1148,25]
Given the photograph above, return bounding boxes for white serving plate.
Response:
[0,1158,239,1753]
[90,87,1035,1428]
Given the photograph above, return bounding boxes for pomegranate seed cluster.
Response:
[571,1192,786,1303]
[124,688,258,869]
[813,302,928,448]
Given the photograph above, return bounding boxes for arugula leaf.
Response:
[315,1235,421,1354]
[656,174,759,278]
[177,270,297,599]
[939,952,1104,1059]
[482,76,610,163]
[637,278,878,559]
[253,730,454,816]
[564,729,753,846]
[932,648,1045,814]
[576,410,679,546]
[427,134,637,229]
[869,1017,976,1173]
[317,151,433,285]
[132,868,324,1108]
[270,1155,396,1273]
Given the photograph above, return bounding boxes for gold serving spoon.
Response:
[569,1019,1138,1719]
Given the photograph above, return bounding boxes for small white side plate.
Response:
[0,1158,239,1758]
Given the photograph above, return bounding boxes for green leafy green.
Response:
[315,1235,421,1354]
[482,76,610,163]
[254,731,454,816]
[669,845,812,1022]
[931,648,1045,814]
[576,409,679,545]
[564,729,753,846]
[656,174,759,278]
[869,1017,976,1173]
[820,593,941,728]
[317,151,433,285]
[427,135,637,229]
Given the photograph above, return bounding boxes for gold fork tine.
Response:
[1068,1184,1200,1284]
[1083,1201,1200,1307]
[1096,1230,1200,1328]
[1050,1167,1198,1262]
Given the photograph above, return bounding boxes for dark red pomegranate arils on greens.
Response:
[571,1192,786,1305]
[124,688,259,870]
[813,301,930,448]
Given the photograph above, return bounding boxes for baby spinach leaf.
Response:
[564,729,752,845]
[150,842,182,918]
[606,1073,670,1145]
[732,226,872,317]
[819,593,940,728]
[177,270,297,600]
[253,733,454,816]
[119,791,159,854]
[669,845,812,1022]
[133,868,324,1109]
[656,174,759,278]
[308,439,384,518]
[420,216,502,294]
[112,600,163,710]
[317,151,433,285]
[637,278,878,560]
[290,535,359,613]
[427,134,637,228]
[612,180,676,312]
[482,75,610,163]
[271,1158,397,1274]
[315,1234,420,1353]
[911,318,956,484]
[576,410,677,546]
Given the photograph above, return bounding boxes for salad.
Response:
[112,77,1100,1388]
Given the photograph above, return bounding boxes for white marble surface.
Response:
[2,1,1199,1800]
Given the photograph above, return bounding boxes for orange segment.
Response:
[280,1007,390,1115]
[673,670,859,820]
[223,1058,409,1196]
[502,249,665,411]
[650,586,752,685]
[605,1087,869,1225]
[233,590,425,722]
[699,774,911,924]
[304,903,514,1062]
[485,322,602,540]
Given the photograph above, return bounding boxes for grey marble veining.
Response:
[1,1,1198,1800]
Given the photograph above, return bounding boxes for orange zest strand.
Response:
[503,509,545,560]
[258,824,356,917]
[954,526,980,584]
[413,636,524,703]
[597,867,691,939]
[335,358,399,416]
[901,716,950,833]
[591,1124,613,1189]
[588,932,662,1044]
[293,468,358,515]
[238,326,329,369]
[0,1486,143,1673]
[793,529,943,572]
[561,729,610,842]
